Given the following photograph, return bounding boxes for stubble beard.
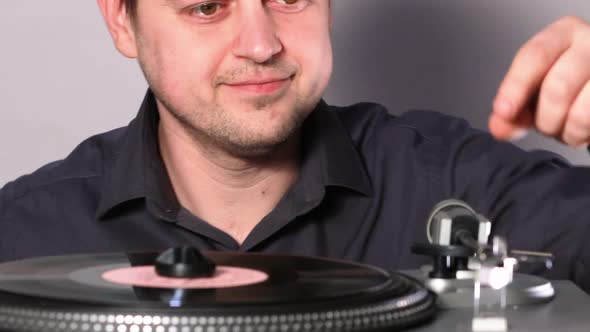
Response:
[158,91,312,159]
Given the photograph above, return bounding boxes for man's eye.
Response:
[192,2,222,16]
[270,0,309,12]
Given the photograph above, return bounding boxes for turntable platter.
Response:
[0,251,436,332]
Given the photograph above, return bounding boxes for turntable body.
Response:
[0,251,589,332]
[411,280,590,332]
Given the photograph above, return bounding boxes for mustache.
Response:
[213,60,298,86]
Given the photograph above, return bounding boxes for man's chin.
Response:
[216,135,294,159]
[212,117,305,159]
[240,94,287,111]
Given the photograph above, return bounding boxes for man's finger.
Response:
[562,81,590,146]
[535,45,590,136]
[488,109,534,141]
[493,17,579,121]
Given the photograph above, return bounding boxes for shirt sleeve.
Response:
[430,113,590,292]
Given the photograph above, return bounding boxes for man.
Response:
[1,0,590,292]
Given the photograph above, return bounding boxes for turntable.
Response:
[0,249,435,332]
[0,200,589,332]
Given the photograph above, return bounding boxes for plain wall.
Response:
[1,1,590,186]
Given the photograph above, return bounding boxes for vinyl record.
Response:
[0,251,436,332]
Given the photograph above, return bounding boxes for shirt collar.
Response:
[95,91,371,220]
[300,100,372,196]
[96,91,179,220]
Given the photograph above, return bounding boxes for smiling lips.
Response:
[224,76,292,94]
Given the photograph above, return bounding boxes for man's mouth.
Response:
[223,76,293,94]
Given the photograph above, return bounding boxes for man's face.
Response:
[129,0,333,156]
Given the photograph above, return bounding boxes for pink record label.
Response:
[102,265,268,289]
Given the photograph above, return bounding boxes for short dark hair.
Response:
[123,0,137,18]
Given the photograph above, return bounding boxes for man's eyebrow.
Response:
[163,0,185,9]
[164,0,186,6]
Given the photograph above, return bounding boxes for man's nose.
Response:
[232,6,283,63]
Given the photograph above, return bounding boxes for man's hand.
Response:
[490,16,590,147]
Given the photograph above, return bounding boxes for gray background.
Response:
[1,1,590,187]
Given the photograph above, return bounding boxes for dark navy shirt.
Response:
[1,91,589,292]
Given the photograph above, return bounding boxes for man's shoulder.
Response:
[327,102,473,143]
[0,126,129,211]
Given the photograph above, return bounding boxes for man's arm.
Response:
[438,115,590,291]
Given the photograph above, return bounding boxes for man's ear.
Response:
[96,0,138,58]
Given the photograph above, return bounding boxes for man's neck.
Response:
[157,109,301,245]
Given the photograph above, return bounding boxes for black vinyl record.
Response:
[0,251,436,332]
